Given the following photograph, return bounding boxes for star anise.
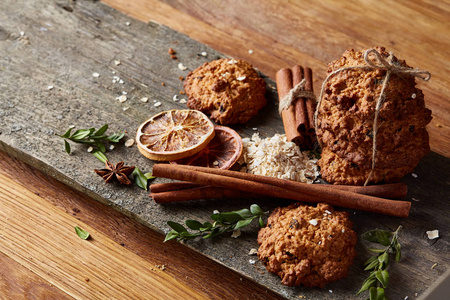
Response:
[94,161,135,185]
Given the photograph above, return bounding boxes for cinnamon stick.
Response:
[150,182,202,193]
[292,65,308,133]
[276,68,304,145]
[152,164,411,218]
[303,67,317,138]
[151,186,259,203]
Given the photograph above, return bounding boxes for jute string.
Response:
[278,78,316,115]
[313,48,431,186]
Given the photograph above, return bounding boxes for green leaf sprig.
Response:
[358,226,403,300]
[59,124,125,157]
[164,204,267,242]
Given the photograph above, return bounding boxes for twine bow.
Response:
[314,48,431,185]
[278,78,316,115]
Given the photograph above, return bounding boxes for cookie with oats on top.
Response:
[183,58,266,125]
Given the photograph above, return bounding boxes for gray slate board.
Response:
[0,0,449,299]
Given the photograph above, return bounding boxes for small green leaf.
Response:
[64,140,71,154]
[200,222,213,231]
[395,246,402,262]
[234,218,253,230]
[94,124,108,136]
[378,252,389,266]
[363,256,379,267]
[361,229,392,245]
[369,287,387,300]
[167,221,187,233]
[364,259,380,271]
[258,216,264,228]
[357,277,377,295]
[133,167,148,190]
[164,230,180,242]
[92,150,108,164]
[368,247,386,253]
[185,220,203,230]
[75,226,90,240]
[211,212,244,224]
[376,230,392,247]
[95,140,106,153]
[144,172,156,180]
[203,228,221,239]
[61,128,73,138]
[375,270,389,288]
[70,129,92,140]
[250,204,263,215]
[233,208,253,219]
[106,132,125,143]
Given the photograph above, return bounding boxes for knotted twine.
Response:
[278,78,316,115]
[313,48,431,185]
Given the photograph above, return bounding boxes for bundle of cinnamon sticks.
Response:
[276,65,316,150]
[150,164,411,218]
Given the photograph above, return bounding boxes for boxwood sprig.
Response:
[358,225,403,300]
[164,204,267,242]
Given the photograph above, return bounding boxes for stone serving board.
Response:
[1,0,449,299]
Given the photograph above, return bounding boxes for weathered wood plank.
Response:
[0,150,284,300]
[0,0,449,299]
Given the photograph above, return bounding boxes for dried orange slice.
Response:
[136,109,215,161]
[170,125,243,169]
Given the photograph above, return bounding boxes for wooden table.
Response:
[0,0,448,299]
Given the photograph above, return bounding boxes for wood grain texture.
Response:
[0,172,208,299]
[0,150,284,300]
[102,0,450,158]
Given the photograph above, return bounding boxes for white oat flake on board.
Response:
[238,133,319,183]
[426,230,439,240]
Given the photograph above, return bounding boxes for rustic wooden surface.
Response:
[0,0,449,299]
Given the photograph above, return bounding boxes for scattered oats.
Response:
[231,229,241,238]
[325,210,332,215]
[404,297,409,300]
[237,133,319,183]
[248,49,254,54]
[140,97,149,103]
[112,71,116,74]
[252,128,258,131]
[178,63,188,71]
[114,60,121,65]
[309,219,318,226]
[426,230,439,240]
[87,146,93,153]
[201,51,207,57]
[20,31,25,36]
[173,95,179,101]
[179,99,187,104]
[415,293,418,297]
[153,99,157,102]
[122,107,129,111]
[117,95,127,103]
[109,145,115,150]
[412,197,420,202]
[236,76,246,81]
[342,229,345,233]
[248,248,258,255]
[212,161,220,166]
[125,21,131,26]
[411,173,418,178]
[213,210,220,214]
[329,290,333,293]
[411,93,416,99]
[68,125,76,129]
[119,79,124,84]
[122,91,127,95]
[318,241,322,245]
[431,263,438,269]
[125,139,135,147]
[154,101,162,107]
[92,72,100,78]
[47,85,54,90]
[227,59,238,64]
[249,259,256,265]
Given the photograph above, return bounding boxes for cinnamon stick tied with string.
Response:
[276,66,316,149]
[151,164,411,218]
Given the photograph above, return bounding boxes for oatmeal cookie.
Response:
[257,203,357,288]
[183,58,266,125]
[316,47,432,185]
